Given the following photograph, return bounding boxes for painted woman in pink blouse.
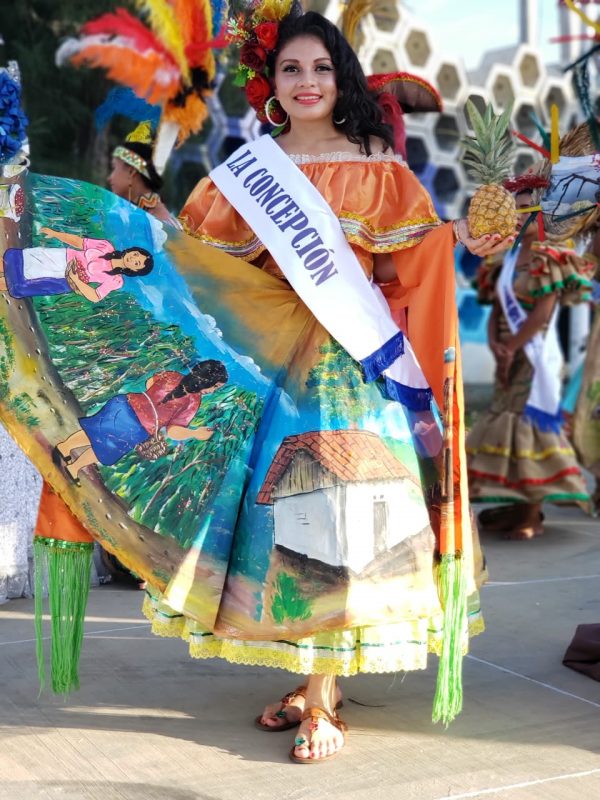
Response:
[0,227,154,301]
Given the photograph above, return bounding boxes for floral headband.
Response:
[112,145,151,180]
[227,0,294,125]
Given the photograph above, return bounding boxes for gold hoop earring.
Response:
[264,96,289,127]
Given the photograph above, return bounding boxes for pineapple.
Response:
[462,100,517,239]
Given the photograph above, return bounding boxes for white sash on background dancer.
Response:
[210,135,433,410]
[496,246,563,431]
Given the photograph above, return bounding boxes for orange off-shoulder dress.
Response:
[142,151,486,675]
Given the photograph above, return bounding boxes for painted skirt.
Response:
[0,174,485,677]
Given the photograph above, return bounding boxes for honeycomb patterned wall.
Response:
[170,0,584,225]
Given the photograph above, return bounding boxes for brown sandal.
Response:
[289,706,348,764]
[254,686,343,732]
[254,685,307,732]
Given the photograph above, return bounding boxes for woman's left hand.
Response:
[454,219,515,257]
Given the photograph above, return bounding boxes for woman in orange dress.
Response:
[140,9,513,763]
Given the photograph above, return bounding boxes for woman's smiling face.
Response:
[274,35,338,124]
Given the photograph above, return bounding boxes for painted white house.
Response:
[257,430,431,575]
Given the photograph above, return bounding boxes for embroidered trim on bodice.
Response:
[287,151,406,166]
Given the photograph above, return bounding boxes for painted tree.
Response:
[305,338,380,427]
[0,317,39,427]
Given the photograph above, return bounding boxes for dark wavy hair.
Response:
[268,11,394,155]
[100,247,154,277]
[119,141,163,192]
[161,360,228,404]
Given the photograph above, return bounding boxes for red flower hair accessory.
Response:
[227,0,293,119]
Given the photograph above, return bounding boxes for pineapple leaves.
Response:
[496,102,514,140]
[465,99,487,143]
[461,100,516,184]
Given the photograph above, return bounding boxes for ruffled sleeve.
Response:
[177,155,441,266]
[178,177,264,261]
[296,156,441,254]
[527,241,596,305]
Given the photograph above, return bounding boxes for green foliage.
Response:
[33,287,262,546]
[586,378,600,406]
[305,338,376,427]
[8,393,40,428]
[0,316,15,400]
[1,1,135,184]
[100,384,261,546]
[0,1,207,211]
[34,291,197,412]
[31,177,107,237]
[270,573,313,625]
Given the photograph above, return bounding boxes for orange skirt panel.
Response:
[35,482,94,544]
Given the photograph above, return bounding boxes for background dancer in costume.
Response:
[108,122,183,229]
[468,177,592,538]
[153,8,515,763]
[572,232,600,514]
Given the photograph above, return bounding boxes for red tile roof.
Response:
[257,430,411,504]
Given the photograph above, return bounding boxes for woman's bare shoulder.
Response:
[367,136,390,155]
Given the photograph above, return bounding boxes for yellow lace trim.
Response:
[142,596,485,676]
[180,212,439,259]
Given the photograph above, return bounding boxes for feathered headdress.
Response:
[56,1,225,173]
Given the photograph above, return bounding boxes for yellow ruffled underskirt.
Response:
[142,593,485,676]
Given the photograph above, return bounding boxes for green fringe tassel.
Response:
[34,536,94,695]
[432,553,467,725]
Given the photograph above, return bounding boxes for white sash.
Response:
[496,246,563,431]
[210,135,432,410]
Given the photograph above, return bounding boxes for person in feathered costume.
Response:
[56,0,224,172]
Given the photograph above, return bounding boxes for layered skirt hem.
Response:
[142,590,485,676]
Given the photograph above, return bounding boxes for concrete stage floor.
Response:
[1,505,599,800]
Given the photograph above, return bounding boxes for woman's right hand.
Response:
[66,259,80,280]
[194,426,214,441]
[454,219,515,257]
[39,226,55,238]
